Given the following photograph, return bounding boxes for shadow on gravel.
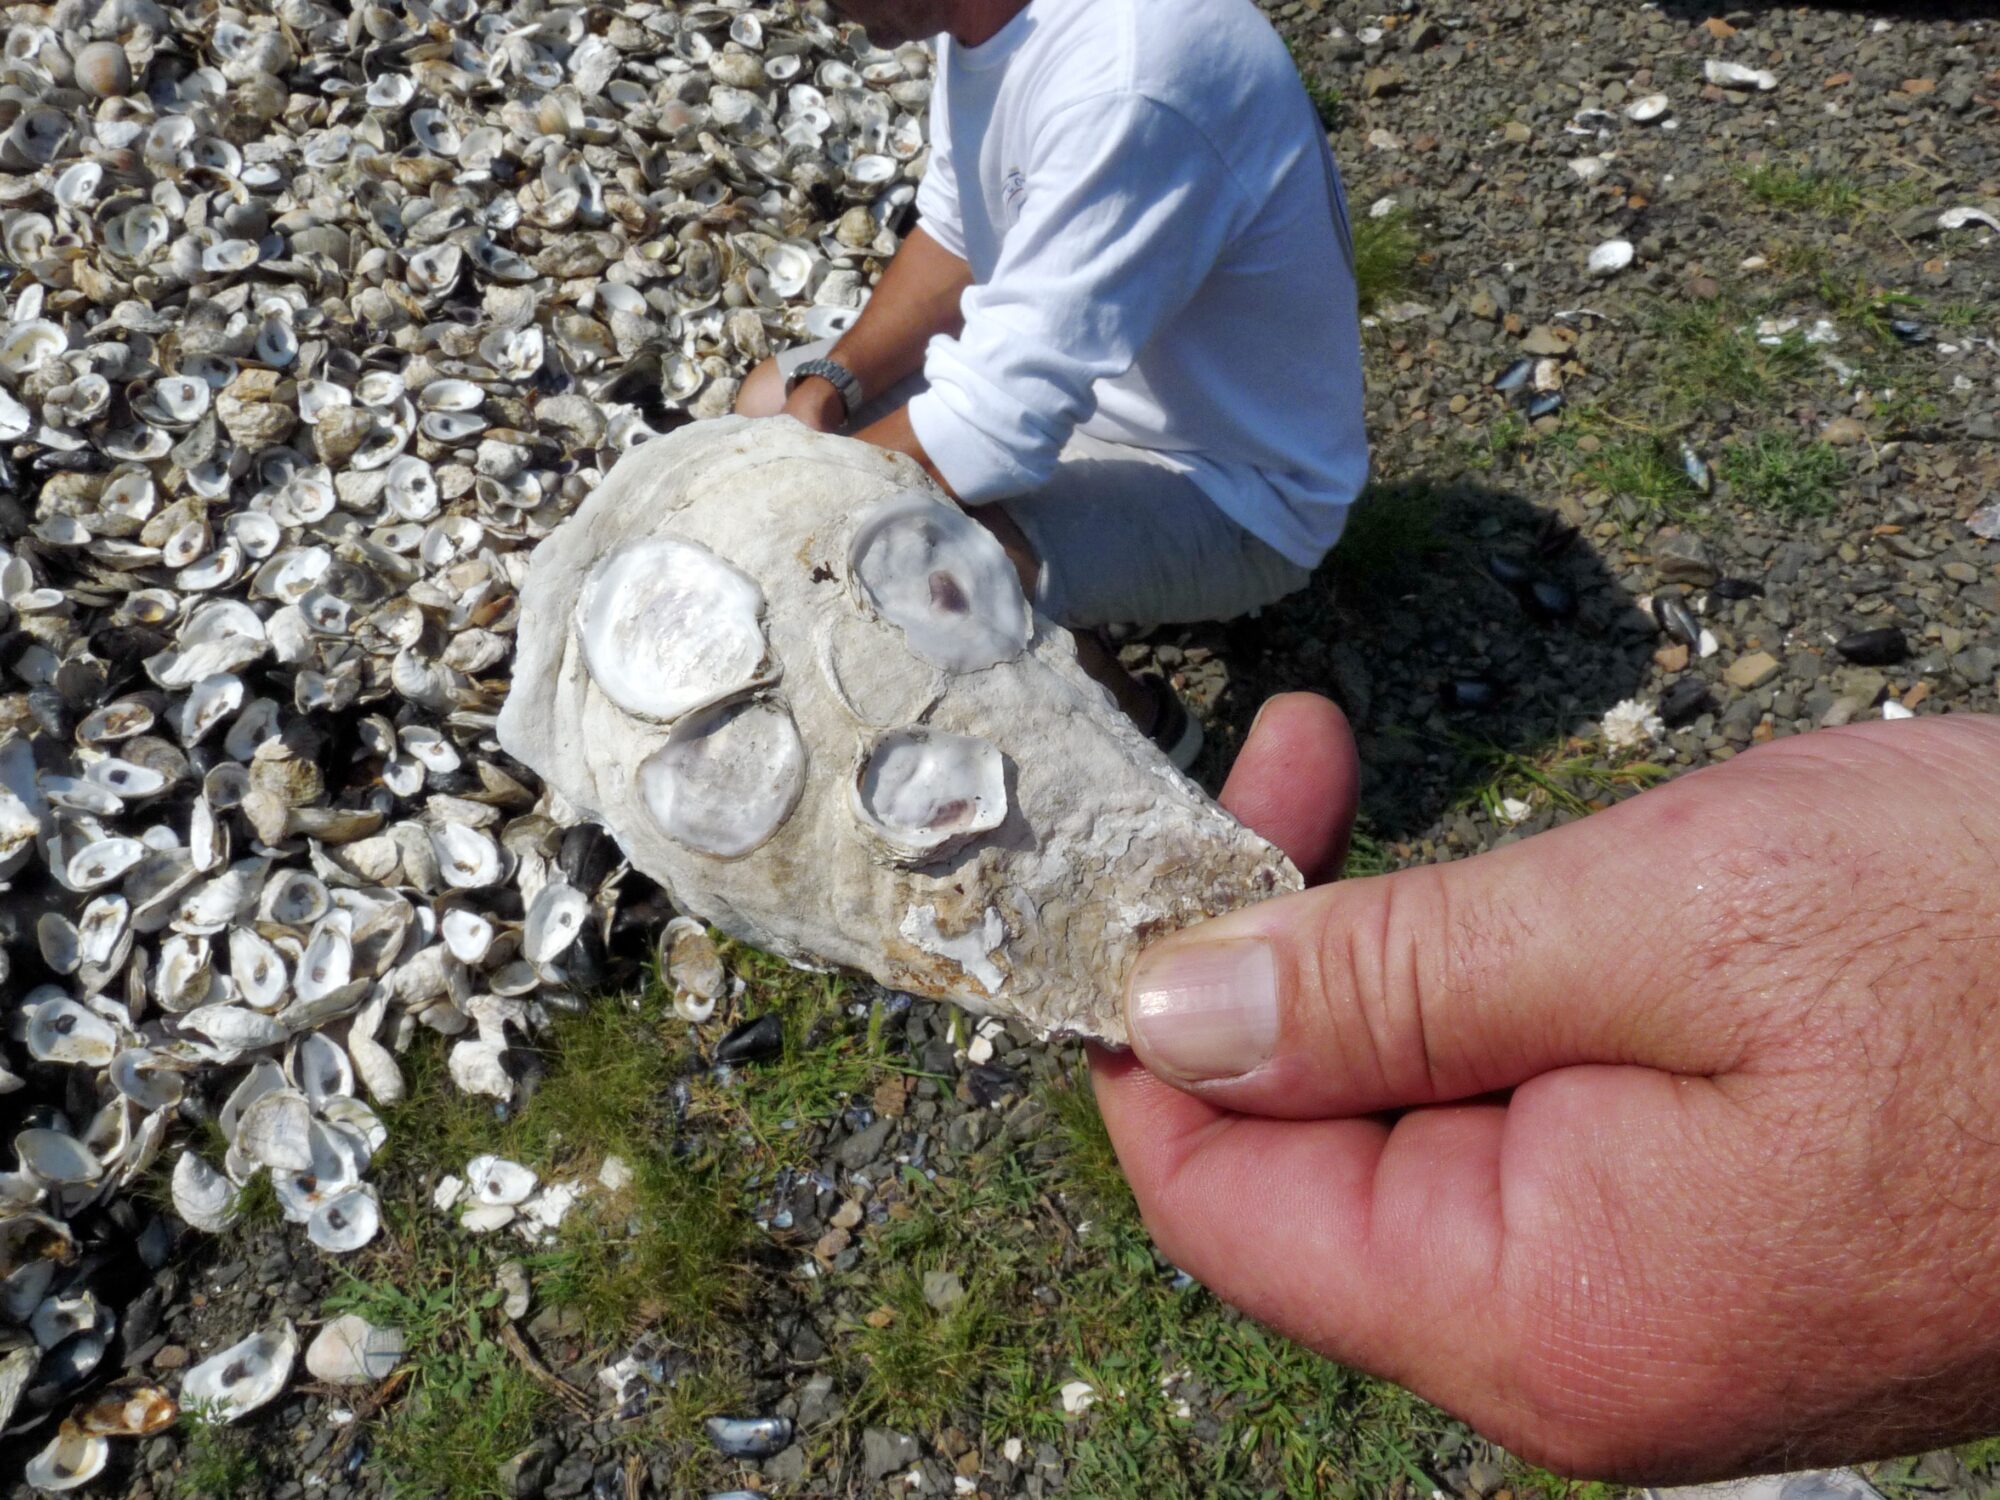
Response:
[1189,478,1656,847]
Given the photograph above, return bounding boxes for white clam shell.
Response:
[431,824,506,889]
[1704,60,1777,91]
[441,907,495,964]
[1587,238,1635,276]
[305,1313,405,1382]
[111,1049,185,1112]
[306,1185,381,1252]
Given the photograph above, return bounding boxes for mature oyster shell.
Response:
[24,1425,107,1492]
[179,1321,297,1423]
[499,419,1300,1041]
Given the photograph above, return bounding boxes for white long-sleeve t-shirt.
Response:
[905,0,1369,568]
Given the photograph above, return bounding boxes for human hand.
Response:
[781,376,847,433]
[1093,695,2000,1482]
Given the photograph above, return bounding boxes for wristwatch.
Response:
[785,357,865,423]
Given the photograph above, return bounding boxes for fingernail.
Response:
[1127,938,1279,1082]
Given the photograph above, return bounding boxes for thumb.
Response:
[1125,772,1751,1118]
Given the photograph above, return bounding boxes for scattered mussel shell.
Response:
[1487,557,1575,623]
[1534,514,1580,558]
[1659,677,1713,728]
[1493,357,1535,395]
[1835,627,1909,667]
[706,1414,794,1459]
[1710,578,1765,601]
[1653,594,1703,649]
[1442,678,1503,712]
[1680,444,1712,495]
[1523,578,1577,623]
[1526,391,1565,421]
[714,1014,784,1067]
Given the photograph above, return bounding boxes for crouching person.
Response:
[740,0,1367,768]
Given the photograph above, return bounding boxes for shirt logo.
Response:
[1002,168,1027,222]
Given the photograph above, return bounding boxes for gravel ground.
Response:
[8,0,1998,1496]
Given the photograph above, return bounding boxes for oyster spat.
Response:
[499,417,1300,1042]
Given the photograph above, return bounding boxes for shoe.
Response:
[1145,680,1204,773]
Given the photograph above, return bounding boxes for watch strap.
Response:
[786,357,864,421]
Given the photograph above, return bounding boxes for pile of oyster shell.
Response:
[1,0,929,1477]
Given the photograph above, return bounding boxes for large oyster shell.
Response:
[499,418,1300,1041]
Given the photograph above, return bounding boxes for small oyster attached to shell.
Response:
[499,420,1300,1041]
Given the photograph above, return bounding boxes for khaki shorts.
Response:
[774,340,1311,630]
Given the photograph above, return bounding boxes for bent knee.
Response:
[735,357,786,418]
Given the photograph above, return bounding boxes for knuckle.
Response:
[1304,867,1523,1102]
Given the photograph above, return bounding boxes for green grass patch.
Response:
[1742,161,1929,220]
[689,942,889,1168]
[628,1354,756,1495]
[853,1265,1014,1432]
[1813,273,1926,348]
[1869,381,1942,435]
[1341,826,1395,879]
[1646,298,1817,415]
[815,1055,1613,1498]
[379,989,750,1343]
[1455,410,1532,476]
[173,1402,265,1498]
[1742,163,1864,215]
[1041,1057,1141,1234]
[1353,209,1421,314]
[530,1146,748,1340]
[347,984,758,1495]
[328,1213,553,1500]
[1456,736,1669,821]
[1719,431,1847,518]
[1762,238,1835,280]
[1582,436,1708,526]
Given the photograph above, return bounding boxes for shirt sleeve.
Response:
[912,55,967,261]
[907,92,1249,503]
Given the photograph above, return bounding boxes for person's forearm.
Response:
[827,224,972,400]
[854,405,955,499]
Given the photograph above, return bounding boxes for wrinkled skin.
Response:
[1095,696,2000,1482]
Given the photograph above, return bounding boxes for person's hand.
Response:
[1093,695,2000,1482]
[781,375,847,433]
